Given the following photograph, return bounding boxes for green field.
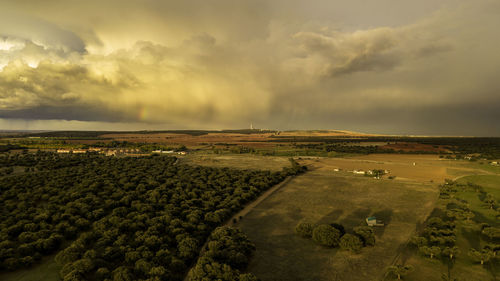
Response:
[457,175,500,198]
[404,174,500,281]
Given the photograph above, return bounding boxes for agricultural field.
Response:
[402,174,500,281]
[236,166,438,281]
[231,155,500,281]
[179,154,291,171]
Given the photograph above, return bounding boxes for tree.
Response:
[148,266,167,277]
[482,227,500,242]
[96,267,110,280]
[312,224,341,247]
[442,246,460,261]
[464,210,475,222]
[135,259,152,275]
[190,257,239,281]
[295,222,314,238]
[419,246,441,259]
[112,266,132,281]
[468,248,493,265]
[204,227,255,270]
[71,258,94,274]
[178,237,199,260]
[409,236,428,248]
[385,264,413,280]
[482,194,496,209]
[483,244,500,257]
[353,226,375,246]
[55,245,82,265]
[339,234,363,252]
[62,270,84,281]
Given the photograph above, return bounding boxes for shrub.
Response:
[295,222,314,238]
[312,224,341,247]
[353,226,375,246]
[339,234,363,252]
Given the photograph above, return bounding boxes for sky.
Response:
[0,0,499,136]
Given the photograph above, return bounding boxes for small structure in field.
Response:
[352,170,365,175]
[333,168,340,172]
[366,216,384,227]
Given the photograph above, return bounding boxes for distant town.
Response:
[55,148,187,157]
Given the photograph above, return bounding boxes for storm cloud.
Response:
[0,0,499,135]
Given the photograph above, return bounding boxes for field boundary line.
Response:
[183,174,297,281]
[225,175,294,226]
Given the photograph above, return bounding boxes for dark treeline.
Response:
[0,151,95,170]
[0,144,27,152]
[12,129,278,139]
[269,136,500,158]
[0,154,303,280]
[294,143,396,155]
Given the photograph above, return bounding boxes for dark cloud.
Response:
[0,105,133,122]
[266,99,500,136]
[0,0,499,135]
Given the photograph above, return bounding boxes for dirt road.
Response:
[226,176,293,226]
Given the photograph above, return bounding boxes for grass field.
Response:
[180,154,292,171]
[457,174,500,198]
[229,155,499,281]
[236,167,438,281]
[403,174,500,281]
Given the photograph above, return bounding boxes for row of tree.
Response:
[295,222,375,252]
[408,181,500,280]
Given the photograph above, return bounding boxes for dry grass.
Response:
[236,168,438,281]
[180,154,291,171]
[299,154,493,183]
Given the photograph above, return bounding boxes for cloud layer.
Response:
[0,0,499,135]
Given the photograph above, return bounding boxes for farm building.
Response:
[152,150,175,154]
[366,216,384,227]
[56,149,70,153]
